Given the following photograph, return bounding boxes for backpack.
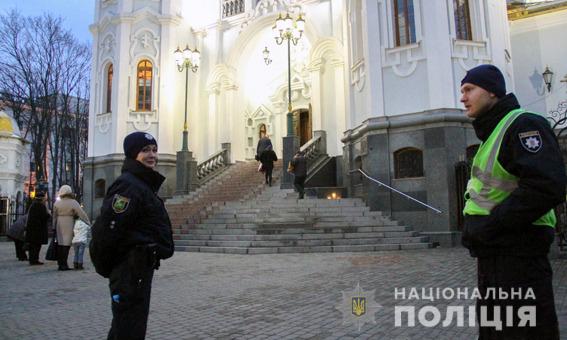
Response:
[89,194,126,278]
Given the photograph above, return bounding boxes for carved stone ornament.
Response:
[95,112,112,134]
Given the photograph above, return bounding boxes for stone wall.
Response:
[342,109,478,247]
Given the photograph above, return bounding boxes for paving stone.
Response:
[0,244,565,339]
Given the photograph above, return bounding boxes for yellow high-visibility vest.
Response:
[463,108,555,227]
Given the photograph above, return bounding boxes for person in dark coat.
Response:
[255,135,272,160]
[90,131,174,340]
[289,150,307,199]
[259,145,278,186]
[6,213,28,261]
[25,192,50,265]
[461,64,565,339]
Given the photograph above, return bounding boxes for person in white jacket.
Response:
[72,217,91,270]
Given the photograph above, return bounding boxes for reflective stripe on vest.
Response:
[463,109,556,227]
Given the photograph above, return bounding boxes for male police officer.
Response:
[461,64,565,339]
[90,131,174,339]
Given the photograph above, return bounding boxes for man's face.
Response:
[460,83,499,119]
[136,144,158,169]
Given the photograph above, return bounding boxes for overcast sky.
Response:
[0,0,95,44]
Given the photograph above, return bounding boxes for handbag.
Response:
[257,163,264,172]
[7,214,27,241]
[45,232,58,261]
[287,161,295,173]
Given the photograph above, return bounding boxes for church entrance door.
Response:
[293,108,312,146]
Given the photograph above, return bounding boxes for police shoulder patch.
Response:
[518,130,542,153]
[112,194,130,213]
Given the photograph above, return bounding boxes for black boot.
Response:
[57,245,71,271]
[73,262,78,270]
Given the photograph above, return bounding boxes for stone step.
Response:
[176,229,417,241]
[175,235,426,248]
[223,201,365,208]
[183,224,411,233]
[313,220,398,227]
[204,217,307,224]
[174,242,432,254]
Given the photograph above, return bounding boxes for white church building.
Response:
[84,0,567,246]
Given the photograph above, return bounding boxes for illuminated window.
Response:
[136,60,152,111]
[106,64,113,113]
[454,0,472,40]
[393,0,416,46]
[394,148,423,179]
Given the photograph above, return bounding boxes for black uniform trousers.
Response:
[294,175,306,199]
[476,255,559,340]
[107,247,155,340]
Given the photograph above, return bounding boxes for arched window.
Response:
[95,179,106,198]
[394,147,424,179]
[454,0,472,40]
[105,64,113,113]
[136,60,153,111]
[393,0,416,46]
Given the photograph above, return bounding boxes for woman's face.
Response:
[136,144,158,169]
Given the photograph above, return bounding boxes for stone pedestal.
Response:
[176,150,198,195]
[280,136,299,189]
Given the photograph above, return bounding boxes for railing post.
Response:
[221,142,231,164]
[176,150,198,195]
[313,130,327,155]
[281,135,300,189]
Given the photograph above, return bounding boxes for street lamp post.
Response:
[173,45,200,194]
[272,12,305,189]
[273,12,305,136]
[173,45,200,151]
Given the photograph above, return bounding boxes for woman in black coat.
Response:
[259,145,278,186]
[25,192,50,265]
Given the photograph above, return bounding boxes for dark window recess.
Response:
[466,144,479,163]
[394,148,424,178]
[95,179,106,198]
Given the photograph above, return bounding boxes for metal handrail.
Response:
[349,169,442,214]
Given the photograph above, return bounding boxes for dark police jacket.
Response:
[90,158,174,277]
[462,94,566,257]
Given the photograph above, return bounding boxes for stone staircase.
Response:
[166,160,282,234]
[172,179,432,254]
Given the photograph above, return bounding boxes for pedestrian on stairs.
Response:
[90,131,174,340]
[256,134,272,160]
[289,150,307,199]
[259,145,278,186]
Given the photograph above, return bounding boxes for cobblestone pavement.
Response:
[0,242,565,340]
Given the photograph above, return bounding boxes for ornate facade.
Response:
[85,0,564,245]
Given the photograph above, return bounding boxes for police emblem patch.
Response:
[337,282,381,332]
[518,130,542,153]
[112,194,130,213]
[352,297,366,316]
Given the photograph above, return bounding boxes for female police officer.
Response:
[90,131,174,339]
